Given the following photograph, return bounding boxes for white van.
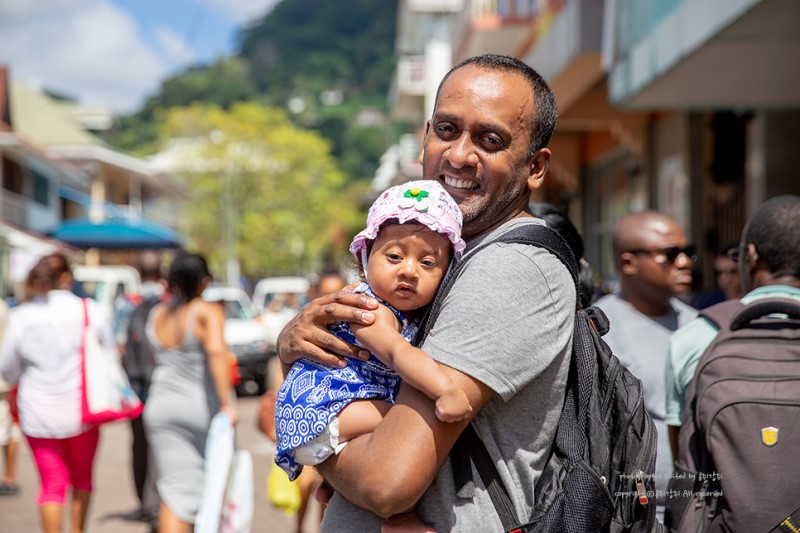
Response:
[72,265,141,320]
[252,276,309,344]
[251,276,309,314]
[203,284,272,396]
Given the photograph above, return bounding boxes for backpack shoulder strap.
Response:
[729,297,800,329]
[494,223,580,302]
[697,299,744,333]
[694,297,800,374]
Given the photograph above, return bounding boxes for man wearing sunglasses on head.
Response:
[595,210,698,525]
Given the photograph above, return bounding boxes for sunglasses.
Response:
[628,245,697,265]
[726,247,740,263]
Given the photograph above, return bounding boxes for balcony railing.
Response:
[0,190,26,227]
[611,0,685,62]
[396,56,428,96]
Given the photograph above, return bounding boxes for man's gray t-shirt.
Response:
[321,218,575,532]
[594,293,697,505]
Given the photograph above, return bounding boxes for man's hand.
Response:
[382,511,439,533]
[276,289,380,368]
[315,478,334,508]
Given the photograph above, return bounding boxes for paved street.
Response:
[0,396,321,533]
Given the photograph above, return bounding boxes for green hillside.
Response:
[109,0,402,182]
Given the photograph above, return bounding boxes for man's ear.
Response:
[418,120,432,165]
[739,243,758,278]
[740,242,758,292]
[745,243,759,271]
[527,147,551,191]
[620,252,638,276]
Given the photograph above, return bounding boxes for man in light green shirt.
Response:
[665,194,800,459]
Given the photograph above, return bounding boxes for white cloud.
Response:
[0,0,182,114]
[154,26,195,67]
[211,0,283,25]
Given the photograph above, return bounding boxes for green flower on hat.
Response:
[400,187,430,212]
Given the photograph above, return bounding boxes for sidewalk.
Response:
[0,396,320,533]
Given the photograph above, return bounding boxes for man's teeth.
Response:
[444,177,478,190]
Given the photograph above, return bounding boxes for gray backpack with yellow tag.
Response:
[665,297,800,532]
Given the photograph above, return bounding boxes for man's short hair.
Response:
[436,54,558,155]
[744,194,800,278]
[137,251,162,281]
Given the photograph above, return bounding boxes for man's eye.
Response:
[480,134,504,150]
[434,123,457,138]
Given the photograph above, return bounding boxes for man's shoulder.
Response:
[671,312,720,348]
[464,220,573,276]
[457,237,575,308]
[594,293,623,313]
[677,286,800,356]
[741,285,800,304]
[670,297,699,318]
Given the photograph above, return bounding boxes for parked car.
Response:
[72,265,141,320]
[252,276,309,344]
[202,284,273,396]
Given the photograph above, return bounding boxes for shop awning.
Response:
[49,217,184,249]
[0,220,84,284]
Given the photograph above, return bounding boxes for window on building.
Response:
[497,0,511,17]
[517,0,537,18]
[32,170,50,205]
[2,156,24,195]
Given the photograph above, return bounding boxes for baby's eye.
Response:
[386,252,402,262]
[421,259,438,268]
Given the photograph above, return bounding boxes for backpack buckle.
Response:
[634,470,649,505]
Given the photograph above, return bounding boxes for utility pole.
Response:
[224,149,241,287]
[211,129,241,287]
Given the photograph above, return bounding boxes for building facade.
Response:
[387,0,800,290]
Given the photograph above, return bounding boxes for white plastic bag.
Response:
[196,412,253,533]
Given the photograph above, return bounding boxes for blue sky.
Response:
[112,0,246,67]
[0,0,282,114]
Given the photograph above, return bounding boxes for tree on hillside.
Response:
[238,0,400,181]
[159,102,365,279]
[239,0,397,104]
[109,0,400,185]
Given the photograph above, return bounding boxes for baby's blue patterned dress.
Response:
[274,282,419,480]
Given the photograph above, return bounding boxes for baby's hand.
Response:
[434,383,472,423]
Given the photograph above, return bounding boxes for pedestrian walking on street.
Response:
[113,250,167,528]
[0,253,112,533]
[594,211,698,523]
[0,296,21,498]
[143,252,239,533]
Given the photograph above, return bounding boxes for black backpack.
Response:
[417,223,660,533]
[664,297,800,532]
[122,294,161,397]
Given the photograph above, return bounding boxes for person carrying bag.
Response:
[80,298,143,425]
[0,254,111,533]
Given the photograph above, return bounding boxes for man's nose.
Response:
[444,135,479,168]
[675,252,693,268]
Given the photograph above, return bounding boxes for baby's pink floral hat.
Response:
[349,180,465,260]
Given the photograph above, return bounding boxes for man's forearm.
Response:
[317,390,458,517]
[317,371,492,517]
